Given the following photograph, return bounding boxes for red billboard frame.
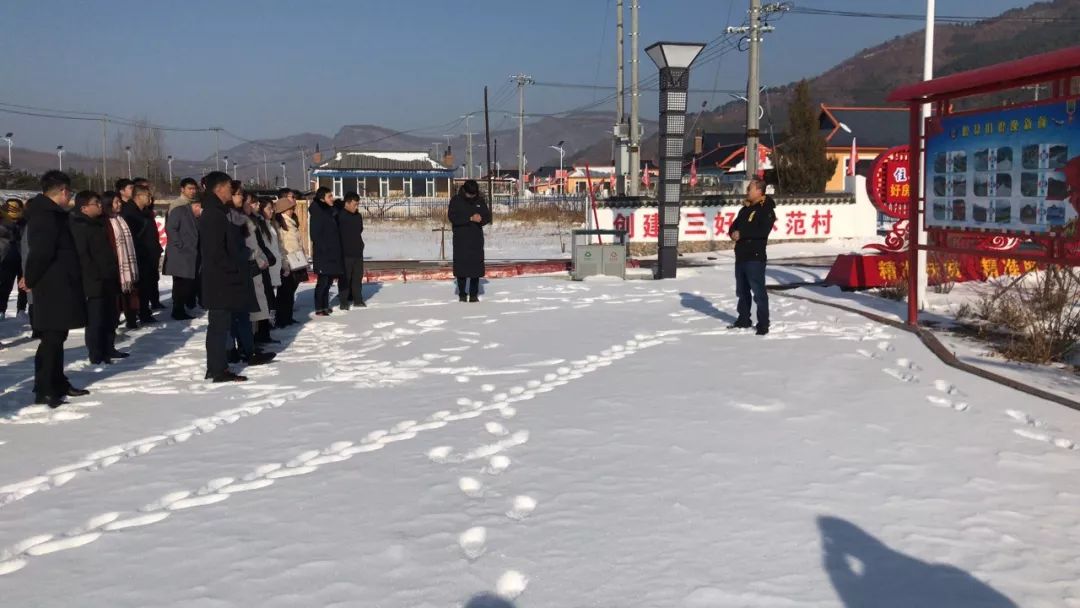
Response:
[887,46,1080,326]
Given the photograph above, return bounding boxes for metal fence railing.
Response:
[357,196,590,219]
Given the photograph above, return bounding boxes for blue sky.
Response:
[0,0,1037,160]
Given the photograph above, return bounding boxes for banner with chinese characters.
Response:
[825,252,1041,289]
[596,202,873,242]
[925,98,1080,234]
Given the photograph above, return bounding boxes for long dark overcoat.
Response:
[23,194,86,330]
[448,194,492,278]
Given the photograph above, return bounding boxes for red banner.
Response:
[826,253,1040,289]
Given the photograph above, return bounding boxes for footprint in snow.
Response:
[507,495,537,520]
[856,349,882,360]
[459,526,487,560]
[925,395,969,412]
[933,380,960,395]
[877,341,895,352]
[896,358,921,371]
[883,368,918,383]
[459,477,483,498]
[496,570,529,600]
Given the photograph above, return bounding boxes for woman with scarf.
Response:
[252,198,283,343]
[102,191,134,359]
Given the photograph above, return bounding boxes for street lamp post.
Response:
[56,146,64,171]
[125,146,132,179]
[645,41,705,280]
[549,141,566,194]
[838,122,857,177]
[167,155,174,187]
[280,162,287,188]
[224,156,230,177]
[2,133,12,167]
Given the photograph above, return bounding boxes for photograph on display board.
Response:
[925,99,1080,234]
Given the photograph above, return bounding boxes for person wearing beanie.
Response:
[447,180,491,302]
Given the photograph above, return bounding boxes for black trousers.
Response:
[206,309,231,377]
[85,296,116,362]
[314,274,337,311]
[192,270,202,308]
[0,264,26,314]
[276,271,301,324]
[342,257,365,305]
[457,277,480,299]
[137,266,156,319]
[35,329,69,398]
[147,256,162,306]
[172,276,195,316]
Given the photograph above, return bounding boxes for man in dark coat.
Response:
[69,191,122,364]
[308,187,344,315]
[338,191,366,310]
[163,179,201,321]
[448,180,492,302]
[198,172,250,382]
[727,178,777,335]
[133,177,164,310]
[23,171,90,407]
[0,199,27,319]
[121,184,163,323]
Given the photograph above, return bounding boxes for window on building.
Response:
[332,178,343,198]
[403,178,413,198]
[426,178,436,197]
[379,177,390,197]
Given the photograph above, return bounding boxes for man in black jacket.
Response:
[727,179,777,335]
[24,171,90,407]
[338,191,366,310]
[133,177,164,310]
[198,172,250,382]
[70,191,123,364]
[121,184,163,323]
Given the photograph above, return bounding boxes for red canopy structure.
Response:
[888,46,1080,326]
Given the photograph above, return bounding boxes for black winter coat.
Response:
[0,220,22,273]
[199,194,256,312]
[448,194,492,278]
[339,209,365,258]
[729,196,777,262]
[23,194,87,330]
[121,201,163,274]
[69,210,120,299]
[309,199,344,276]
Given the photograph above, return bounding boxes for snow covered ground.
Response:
[1,261,1080,606]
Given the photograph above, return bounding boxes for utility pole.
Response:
[627,0,641,196]
[101,118,108,191]
[212,127,221,170]
[462,114,475,179]
[263,151,269,187]
[298,147,307,191]
[281,162,288,188]
[916,0,935,313]
[728,1,785,179]
[615,0,627,194]
[511,74,534,197]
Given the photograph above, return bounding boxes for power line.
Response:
[788,6,1080,24]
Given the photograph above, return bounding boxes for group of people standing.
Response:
[3,169,499,406]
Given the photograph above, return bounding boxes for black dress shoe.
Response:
[244,352,276,366]
[340,303,351,311]
[172,313,195,321]
[109,350,130,359]
[459,295,468,303]
[358,301,367,308]
[151,303,166,310]
[755,326,769,336]
[125,320,139,330]
[66,387,90,397]
[469,295,480,303]
[206,370,248,383]
[139,315,157,324]
[728,320,752,329]
[34,394,66,408]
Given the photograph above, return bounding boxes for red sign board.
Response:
[866,145,911,220]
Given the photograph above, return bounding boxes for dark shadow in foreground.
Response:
[464,593,515,608]
[819,516,1017,608]
[680,292,737,324]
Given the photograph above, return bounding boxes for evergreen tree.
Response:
[773,80,836,193]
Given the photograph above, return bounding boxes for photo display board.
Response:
[925,98,1080,234]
